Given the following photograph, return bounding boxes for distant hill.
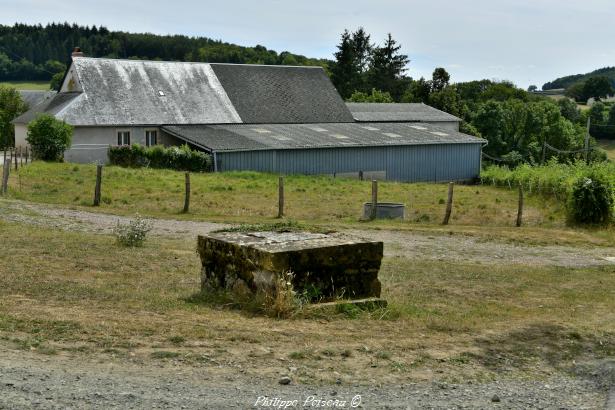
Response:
[0,23,330,82]
[543,66,615,90]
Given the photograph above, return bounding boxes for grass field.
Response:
[1,219,614,383]
[7,162,567,229]
[0,81,50,91]
[598,139,615,161]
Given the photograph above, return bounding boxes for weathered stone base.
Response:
[197,231,384,302]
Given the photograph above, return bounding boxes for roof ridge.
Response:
[74,56,324,69]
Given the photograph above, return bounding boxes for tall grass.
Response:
[481,160,615,201]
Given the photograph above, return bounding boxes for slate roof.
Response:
[13,92,82,123]
[162,122,485,153]
[14,57,353,126]
[346,103,461,123]
[18,90,55,108]
[211,64,354,123]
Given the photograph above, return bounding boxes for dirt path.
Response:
[0,346,610,409]
[1,198,613,268]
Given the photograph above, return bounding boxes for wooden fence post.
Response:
[93,164,103,206]
[183,172,191,213]
[1,160,9,195]
[442,182,454,225]
[359,170,364,181]
[370,180,378,220]
[25,146,29,164]
[516,185,524,227]
[14,148,18,171]
[277,176,284,218]
[19,146,22,167]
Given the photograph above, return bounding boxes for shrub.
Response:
[568,173,614,225]
[26,114,73,161]
[113,214,153,247]
[108,144,212,172]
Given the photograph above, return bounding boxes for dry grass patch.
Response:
[1,219,615,383]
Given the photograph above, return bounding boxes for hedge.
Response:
[108,144,212,172]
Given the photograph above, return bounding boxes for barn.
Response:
[13,54,485,182]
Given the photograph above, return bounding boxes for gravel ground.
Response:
[1,198,614,268]
[0,347,612,409]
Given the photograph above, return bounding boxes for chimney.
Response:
[71,47,84,58]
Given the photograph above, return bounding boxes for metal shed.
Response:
[162,122,485,182]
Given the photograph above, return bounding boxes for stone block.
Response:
[197,231,384,301]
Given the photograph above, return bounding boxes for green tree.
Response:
[557,98,580,123]
[0,85,28,148]
[367,33,409,100]
[428,85,464,117]
[331,30,358,99]
[402,77,431,103]
[26,114,73,161]
[583,76,614,101]
[527,85,538,92]
[348,88,393,103]
[608,104,615,125]
[50,72,64,91]
[565,82,585,102]
[431,67,450,92]
[589,101,606,125]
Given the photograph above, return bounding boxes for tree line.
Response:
[0,23,328,83]
[329,27,603,165]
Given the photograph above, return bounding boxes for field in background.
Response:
[598,139,615,161]
[1,219,614,383]
[7,162,567,229]
[0,81,50,90]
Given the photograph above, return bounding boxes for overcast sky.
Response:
[2,0,614,88]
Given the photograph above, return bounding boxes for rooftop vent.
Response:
[409,125,428,130]
[430,131,449,136]
[361,126,380,131]
[158,90,165,96]
[252,128,271,134]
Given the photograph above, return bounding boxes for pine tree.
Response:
[367,33,410,100]
[331,30,358,100]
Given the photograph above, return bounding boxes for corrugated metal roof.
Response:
[13,92,82,123]
[211,64,354,123]
[346,103,461,123]
[162,122,485,152]
[18,90,56,108]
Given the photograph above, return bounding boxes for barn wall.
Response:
[424,121,459,132]
[217,144,482,182]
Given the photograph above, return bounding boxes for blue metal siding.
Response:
[217,144,482,182]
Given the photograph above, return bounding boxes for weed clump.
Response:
[113,214,153,247]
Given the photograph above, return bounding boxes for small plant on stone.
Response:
[113,214,153,247]
[263,271,301,318]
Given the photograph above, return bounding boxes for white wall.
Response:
[14,124,28,148]
[64,126,162,163]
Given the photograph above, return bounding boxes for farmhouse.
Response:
[13,53,485,182]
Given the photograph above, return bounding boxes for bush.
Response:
[568,173,614,225]
[108,144,212,172]
[113,214,153,247]
[26,114,73,161]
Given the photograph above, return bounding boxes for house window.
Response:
[117,131,130,146]
[145,130,158,147]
